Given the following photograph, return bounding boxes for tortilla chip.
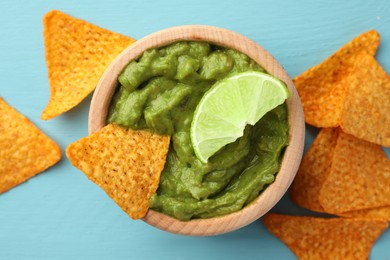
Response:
[41,10,135,120]
[263,214,388,260]
[340,54,390,147]
[319,130,390,214]
[339,206,390,221]
[66,124,170,219]
[290,128,339,212]
[293,30,380,127]
[0,97,61,193]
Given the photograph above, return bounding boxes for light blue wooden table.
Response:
[1,1,389,259]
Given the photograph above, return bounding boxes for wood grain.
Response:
[89,25,305,236]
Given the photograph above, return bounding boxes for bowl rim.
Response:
[89,25,305,236]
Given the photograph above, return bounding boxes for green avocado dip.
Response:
[107,41,289,221]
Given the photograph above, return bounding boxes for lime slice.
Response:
[191,71,290,163]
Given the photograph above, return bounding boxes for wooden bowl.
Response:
[89,25,305,236]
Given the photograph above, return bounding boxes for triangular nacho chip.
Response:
[0,97,61,193]
[290,128,339,212]
[291,127,390,215]
[293,30,380,127]
[319,130,390,214]
[340,54,390,147]
[339,206,390,221]
[66,124,170,219]
[41,10,135,120]
[263,214,388,260]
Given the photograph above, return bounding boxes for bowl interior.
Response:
[89,25,305,236]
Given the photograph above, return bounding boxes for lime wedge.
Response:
[191,71,290,163]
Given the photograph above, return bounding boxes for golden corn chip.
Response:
[263,214,388,260]
[293,30,380,127]
[0,97,61,193]
[41,10,135,120]
[339,206,390,221]
[66,124,170,219]
[340,54,390,147]
[319,130,390,214]
[290,128,339,212]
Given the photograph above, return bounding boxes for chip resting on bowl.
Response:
[0,97,61,193]
[66,124,170,219]
[293,30,379,128]
[41,10,135,120]
[263,214,388,260]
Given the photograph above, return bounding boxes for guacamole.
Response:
[107,41,289,221]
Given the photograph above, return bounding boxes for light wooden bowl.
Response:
[89,25,305,236]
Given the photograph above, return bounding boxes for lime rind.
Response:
[191,71,289,163]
